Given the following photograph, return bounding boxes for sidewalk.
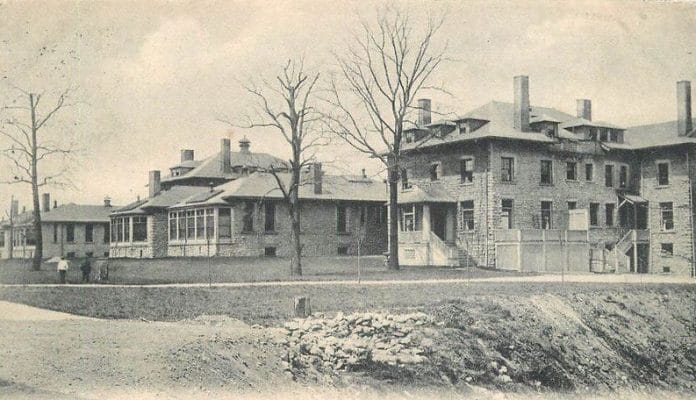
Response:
[0,273,692,289]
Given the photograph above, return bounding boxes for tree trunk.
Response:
[387,166,400,270]
[289,165,302,276]
[29,94,42,271]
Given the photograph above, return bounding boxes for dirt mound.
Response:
[281,288,696,393]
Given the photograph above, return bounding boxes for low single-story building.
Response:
[1,194,115,260]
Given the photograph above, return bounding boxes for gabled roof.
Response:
[161,152,288,184]
[111,186,209,215]
[606,118,696,150]
[397,184,456,204]
[2,203,117,227]
[170,171,387,209]
[559,117,624,130]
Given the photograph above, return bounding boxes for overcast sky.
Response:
[1,0,695,211]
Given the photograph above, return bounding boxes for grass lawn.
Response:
[1,281,691,326]
[0,256,528,285]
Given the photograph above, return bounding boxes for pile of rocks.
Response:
[279,311,435,376]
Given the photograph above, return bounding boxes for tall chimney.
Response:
[576,99,592,121]
[514,75,530,132]
[313,163,323,194]
[239,136,251,154]
[181,149,194,162]
[149,170,161,198]
[677,80,692,136]
[104,197,112,207]
[11,199,18,217]
[41,193,50,212]
[221,138,231,173]
[417,99,432,126]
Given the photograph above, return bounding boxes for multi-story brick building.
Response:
[397,77,695,276]
[0,194,114,260]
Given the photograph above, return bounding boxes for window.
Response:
[566,161,577,181]
[336,205,348,233]
[400,205,422,231]
[401,168,411,190]
[66,251,76,259]
[66,223,75,243]
[133,217,147,242]
[86,251,93,258]
[459,121,470,134]
[186,210,195,239]
[177,212,186,240]
[104,251,110,258]
[53,224,58,243]
[600,129,608,142]
[169,212,177,240]
[609,130,618,142]
[540,201,553,230]
[589,203,599,226]
[501,157,514,182]
[604,164,614,187]
[619,165,628,188]
[242,202,255,233]
[337,246,348,256]
[657,162,669,186]
[460,158,474,183]
[585,163,594,181]
[429,163,439,181]
[461,200,474,230]
[103,223,109,243]
[660,243,673,256]
[264,202,276,232]
[605,203,615,227]
[218,208,231,238]
[501,199,513,229]
[660,202,674,231]
[589,128,597,141]
[195,210,205,238]
[85,224,94,243]
[124,218,130,242]
[264,247,277,257]
[112,218,120,243]
[567,201,577,210]
[205,209,214,239]
[540,160,553,185]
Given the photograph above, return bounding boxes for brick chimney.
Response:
[149,170,161,198]
[41,193,50,212]
[677,80,692,136]
[181,149,194,162]
[417,99,431,126]
[514,75,530,132]
[104,197,112,207]
[313,163,323,194]
[239,136,251,154]
[576,99,592,121]
[221,138,231,174]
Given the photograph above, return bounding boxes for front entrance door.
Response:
[431,206,446,241]
[636,243,649,273]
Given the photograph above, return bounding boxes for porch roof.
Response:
[619,193,648,205]
[397,184,456,204]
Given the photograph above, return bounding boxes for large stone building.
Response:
[397,77,696,276]
[0,194,114,260]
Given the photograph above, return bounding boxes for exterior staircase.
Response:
[428,231,459,267]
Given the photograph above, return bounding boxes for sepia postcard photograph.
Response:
[0,0,694,399]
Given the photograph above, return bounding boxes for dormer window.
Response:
[459,121,470,134]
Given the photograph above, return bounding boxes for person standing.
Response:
[57,256,69,284]
[80,256,92,283]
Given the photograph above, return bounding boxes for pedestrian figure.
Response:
[57,256,69,284]
[80,256,92,283]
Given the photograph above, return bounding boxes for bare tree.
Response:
[220,59,323,276]
[323,9,447,270]
[0,88,75,270]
